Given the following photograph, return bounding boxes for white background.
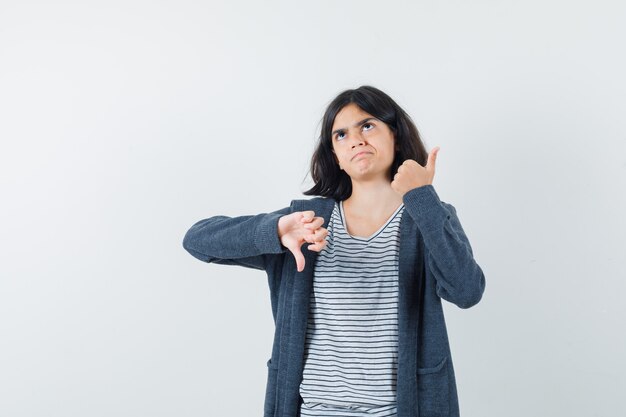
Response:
[1,1,625,416]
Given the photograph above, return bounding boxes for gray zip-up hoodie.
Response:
[182,184,486,417]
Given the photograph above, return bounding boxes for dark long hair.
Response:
[303,85,428,201]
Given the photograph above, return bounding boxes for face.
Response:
[330,103,397,182]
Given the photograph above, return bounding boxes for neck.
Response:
[344,177,403,212]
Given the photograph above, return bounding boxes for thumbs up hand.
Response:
[277,211,328,272]
[391,146,440,197]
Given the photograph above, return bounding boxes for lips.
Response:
[352,151,372,160]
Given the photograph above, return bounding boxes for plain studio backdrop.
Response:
[1,0,625,416]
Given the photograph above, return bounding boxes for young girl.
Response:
[183,85,486,417]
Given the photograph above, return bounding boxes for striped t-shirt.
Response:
[299,200,405,417]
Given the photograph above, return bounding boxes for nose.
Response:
[348,131,366,148]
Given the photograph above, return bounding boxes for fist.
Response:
[277,211,328,272]
[391,146,440,197]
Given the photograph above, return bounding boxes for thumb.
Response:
[426,146,440,172]
[291,244,306,272]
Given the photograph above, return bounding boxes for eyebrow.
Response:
[332,117,377,136]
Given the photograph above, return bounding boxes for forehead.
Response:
[332,103,374,130]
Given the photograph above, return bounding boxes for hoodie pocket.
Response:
[416,356,450,417]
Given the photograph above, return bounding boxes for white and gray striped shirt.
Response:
[299,200,405,417]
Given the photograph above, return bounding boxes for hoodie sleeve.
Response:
[402,185,486,308]
[182,203,293,271]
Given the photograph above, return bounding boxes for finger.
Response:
[300,211,316,223]
[304,229,328,247]
[307,239,328,252]
[313,227,328,241]
[307,244,323,252]
[303,217,324,230]
[304,230,326,244]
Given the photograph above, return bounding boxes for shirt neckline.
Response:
[338,200,404,241]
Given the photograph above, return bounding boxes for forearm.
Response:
[182,205,292,268]
[403,185,486,308]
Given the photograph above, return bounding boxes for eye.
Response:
[362,122,374,131]
[335,132,346,140]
